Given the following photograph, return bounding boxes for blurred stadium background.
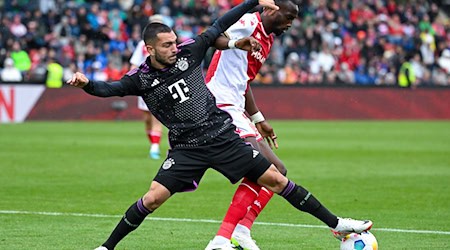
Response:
[0,0,449,249]
[0,0,449,86]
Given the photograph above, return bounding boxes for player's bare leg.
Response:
[144,111,163,159]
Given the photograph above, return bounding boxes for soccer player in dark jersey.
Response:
[67,1,373,249]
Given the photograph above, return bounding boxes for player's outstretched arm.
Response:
[201,0,278,47]
[66,72,138,97]
[214,0,278,33]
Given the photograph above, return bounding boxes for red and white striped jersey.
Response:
[206,12,274,110]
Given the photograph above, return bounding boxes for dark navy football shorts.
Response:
[153,130,271,194]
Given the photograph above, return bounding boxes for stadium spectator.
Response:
[10,41,31,75]
[438,48,450,73]
[1,58,23,82]
[10,14,27,38]
[90,61,108,82]
[45,57,64,88]
[398,55,416,88]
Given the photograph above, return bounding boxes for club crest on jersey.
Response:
[162,158,175,170]
[176,57,189,71]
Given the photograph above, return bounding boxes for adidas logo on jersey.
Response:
[151,79,160,87]
[252,150,259,158]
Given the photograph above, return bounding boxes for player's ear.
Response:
[146,45,155,56]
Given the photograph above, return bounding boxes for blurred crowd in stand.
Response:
[0,0,449,87]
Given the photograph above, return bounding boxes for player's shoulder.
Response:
[227,13,260,38]
[238,12,260,27]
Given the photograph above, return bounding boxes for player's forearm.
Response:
[244,86,259,116]
[211,0,258,36]
[214,35,231,50]
[83,80,129,97]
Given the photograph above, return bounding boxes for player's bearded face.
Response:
[155,32,178,66]
[155,50,176,66]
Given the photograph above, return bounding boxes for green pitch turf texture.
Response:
[1,121,449,249]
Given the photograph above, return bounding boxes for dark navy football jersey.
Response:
[82,0,260,148]
[123,37,235,148]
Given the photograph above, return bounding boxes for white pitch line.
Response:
[1,210,449,236]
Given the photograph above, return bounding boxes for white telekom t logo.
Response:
[168,79,190,103]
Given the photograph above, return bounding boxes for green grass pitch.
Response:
[1,121,449,249]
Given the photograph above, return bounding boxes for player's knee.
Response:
[258,166,288,193]
[272,174,288,193]
[142,193,164,211]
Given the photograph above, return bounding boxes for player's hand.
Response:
[256,121,279,149]
[66,72,89,88]
[258,0,279,11]
[236,37,261,52]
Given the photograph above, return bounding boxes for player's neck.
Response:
[261,17,273,35]
[149,56,168,70]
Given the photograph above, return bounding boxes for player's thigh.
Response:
[153,148,209,195]
[211,132,270,184]
[258,139,287,175]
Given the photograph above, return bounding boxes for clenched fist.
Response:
[66,72,89,88]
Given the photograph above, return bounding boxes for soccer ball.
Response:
[340,231,378,250]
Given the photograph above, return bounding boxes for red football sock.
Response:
[217,178,261,239]
[239,187,274,230]
[147,130,161,144]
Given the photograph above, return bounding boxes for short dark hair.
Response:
[142,22,172,44]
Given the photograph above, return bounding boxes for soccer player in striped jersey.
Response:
[205,1,298,249]
[205,1,371,249]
